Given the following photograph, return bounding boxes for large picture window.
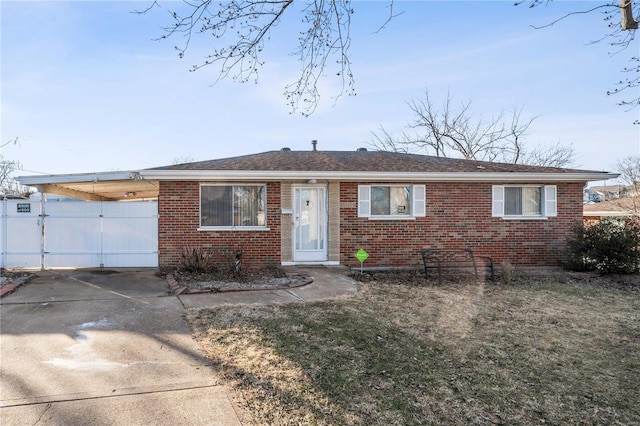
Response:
[200,185,266,228]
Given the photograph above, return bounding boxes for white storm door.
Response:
[293,187,327,262]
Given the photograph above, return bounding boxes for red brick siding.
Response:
[158,181,281,269]
[158,180,584,269]
[339,182,584,268]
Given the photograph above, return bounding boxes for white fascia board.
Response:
[139,170,619,183]
[17,171,138,185]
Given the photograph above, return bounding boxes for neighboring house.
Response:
[1,194,28,200]
[588,185,629,201]
[583,195,640,225]
[584,188,603,203]
[19,149,617,269]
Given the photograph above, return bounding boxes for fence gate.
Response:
[1,199,158,269]
[1,199,42,268]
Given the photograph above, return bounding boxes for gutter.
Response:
[139,170,619,183]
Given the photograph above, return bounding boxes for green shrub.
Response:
[564,217,640,274]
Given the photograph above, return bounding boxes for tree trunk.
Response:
[621,0,639,30]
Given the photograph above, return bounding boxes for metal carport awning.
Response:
[17,171,159,201]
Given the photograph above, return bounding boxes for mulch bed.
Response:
[169,266,311,294]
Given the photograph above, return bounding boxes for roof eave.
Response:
[584,211,637,217]
[17,171,138,186]
[139,170,619,182]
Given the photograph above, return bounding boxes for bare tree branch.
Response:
[142,0,355,116]
[132,1,160,15]
[285,0,355,115]
[617,155,640,192]
[369,90,575,167]
[525,4,616,30]
[611,155,640,213]
[0,137,19,149]
[522,141,577,168]
[369,126,411,154]
[516,0,639,109]
[374,0,404,34]
[0,157,23,195]
[140,1,638,114]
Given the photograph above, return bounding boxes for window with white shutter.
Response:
[358,185,371,217]
[358,185,425,219]
[493,185,557,219]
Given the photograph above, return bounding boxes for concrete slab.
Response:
[291,266,359,301]
[1,385,240,426]
[0,265,357,425]
[0,271,242,425]
[66,268,170,298]
[0,269,169,304]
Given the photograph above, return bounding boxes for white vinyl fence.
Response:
[1,199,158,269]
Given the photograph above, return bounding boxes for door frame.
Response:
[292,185,328,263]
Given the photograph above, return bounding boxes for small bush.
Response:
[564,217,640,275]
[179,246,215,273]
[500,260,516,283]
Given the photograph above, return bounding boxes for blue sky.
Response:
[2,1,639,182]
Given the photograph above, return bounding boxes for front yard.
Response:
[187,271,640,425]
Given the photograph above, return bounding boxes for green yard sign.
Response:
[355,249,369,262]
[355,249,369,272]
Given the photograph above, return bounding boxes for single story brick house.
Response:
[140,148,615,269]
[18,148,617,270]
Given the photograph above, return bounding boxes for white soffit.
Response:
[17,171,159,201]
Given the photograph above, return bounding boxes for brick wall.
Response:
[280,182,293,262]
[158,181,282,269]
[328,181,341,262]
[339,181,585,268]
[158,180,584,269]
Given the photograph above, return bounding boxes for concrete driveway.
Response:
[0,269,242,425]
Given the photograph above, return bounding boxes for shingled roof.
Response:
[17,149,617,201]
[147,150,599,174]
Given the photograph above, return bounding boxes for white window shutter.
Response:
[413,185,426,217]
[492,186,504,217]
[358,185,371,217]
[544,185,557,217]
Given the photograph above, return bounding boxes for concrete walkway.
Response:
[178,266,358,309]
[0,266,357,425]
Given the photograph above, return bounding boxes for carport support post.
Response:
[39,193,46,270]
[1,198,6,269]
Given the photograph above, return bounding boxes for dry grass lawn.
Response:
[187,271,640,425]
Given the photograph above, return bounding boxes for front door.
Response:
[293,186,327,262]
